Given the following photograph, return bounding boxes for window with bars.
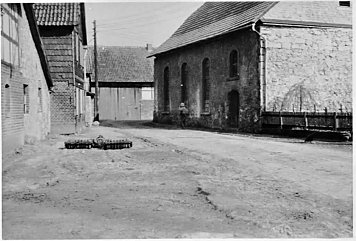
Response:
[163,67,170,111]
[23,84,29,114]
[181,63,188,104]
[1,4,20,67]
[229,50,239,79]
[202,58,210,112]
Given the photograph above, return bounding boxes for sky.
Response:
[85,1,204,48]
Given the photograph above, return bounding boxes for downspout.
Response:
[83,46,88,91]
[72,31,77,132]
[252,22,267,112]
[83,45,88,126]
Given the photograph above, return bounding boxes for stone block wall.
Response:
[2,4,51,153]
[154,29,261,132]
[261,25,352,112]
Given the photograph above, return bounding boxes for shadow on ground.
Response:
[99,120,352,145]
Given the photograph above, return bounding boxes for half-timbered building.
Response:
[1,3,53,153]
[33,3,88,134]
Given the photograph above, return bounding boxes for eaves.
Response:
[23,3,53,89]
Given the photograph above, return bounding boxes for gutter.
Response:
[80,3,87,45]
[252,22,267,112]
[83,45,88,91]
[148,24,253,58]
[23,3,53,90]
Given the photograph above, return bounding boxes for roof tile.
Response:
[89,46,154,83]
[151,1,352,57]
[33,3,81,26]
[151,2,275,56]
[261,1,352,25]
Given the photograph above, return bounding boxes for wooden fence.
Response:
[261,111,352,132]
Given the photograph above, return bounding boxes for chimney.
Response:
[146,43,153,52]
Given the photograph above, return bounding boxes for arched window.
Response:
[229,50,239,78]
[202,58,210,112]
[163,66,170,111]
[181,63,188,104]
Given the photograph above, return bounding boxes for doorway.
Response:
[228,90,239,128]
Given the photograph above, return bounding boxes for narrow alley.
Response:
[2,121,352,239]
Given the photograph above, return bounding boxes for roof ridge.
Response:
[150,2,276,56]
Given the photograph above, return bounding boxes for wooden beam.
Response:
[90,82,154,88]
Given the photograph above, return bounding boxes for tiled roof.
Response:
[89,46,154,83]
[261,1,352,25]
[33,3,81,26]
[150,2,276,56]
[150,1,352,57]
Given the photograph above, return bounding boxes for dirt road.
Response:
[2,121,352,238]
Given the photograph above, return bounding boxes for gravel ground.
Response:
[2,121,352,239]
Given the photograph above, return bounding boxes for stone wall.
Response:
[261,25,352,112]
[154,29,261,132]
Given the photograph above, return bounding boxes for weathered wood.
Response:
[91,81,154,88]
[261,111,352,131]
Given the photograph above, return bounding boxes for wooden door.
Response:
[99,87,141,120]
[228,90,239,127]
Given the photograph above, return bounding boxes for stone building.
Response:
[1,3,53,153]
[33,3,88,134]
[89,46,154,121]
[149,1,352,132]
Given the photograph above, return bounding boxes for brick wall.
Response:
[261,25,352,112]
[50,82,76,134]
[1,67,25,153]
[154,29,260,131]
[2,4,51,153]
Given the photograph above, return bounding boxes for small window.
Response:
[142,87,154,100]
[1,4,20,66]
[23,84,29,114]
[181,63,188,104]
[163,67,170,111]
[75,87,80,115]
[38,87,42,112]
[339,1,350,7]
[75,33,80,63]
[202,58,210,112]
[229,50,239,78]
[80,89,83,114]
